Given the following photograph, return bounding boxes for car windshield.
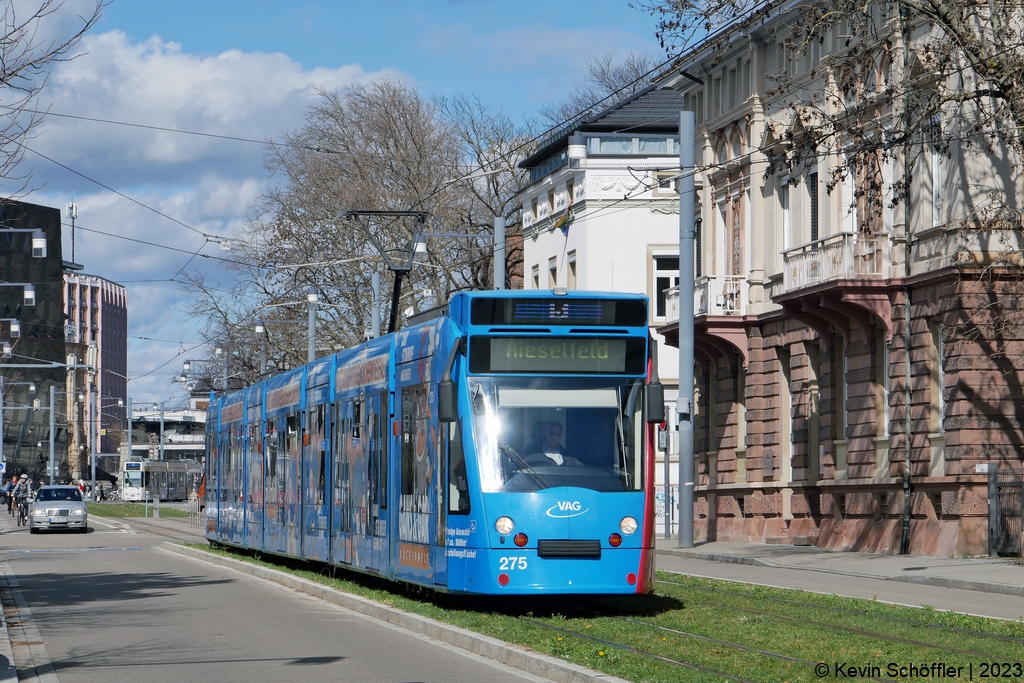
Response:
[35,488,83,502]
[468,376,645,493]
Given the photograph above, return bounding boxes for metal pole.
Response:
[0,378,5,473]
[371,272,381,339]
[664,429,671,539]
[90,386,96,500]
[48,384,55,484]
[677,111,697,547]
[159,403,165,461]
[222,356,228,392]
[127,397,132,463]
[307,298,317,364]
[260,334,267,375]
[493,216,506,290]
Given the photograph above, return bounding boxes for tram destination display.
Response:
[470,336,645,374]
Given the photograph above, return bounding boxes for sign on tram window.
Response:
[470,297,647,327]
[469,336,645,374]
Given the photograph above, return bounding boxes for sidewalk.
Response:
[655,538,1024,597]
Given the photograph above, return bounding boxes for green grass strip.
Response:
[187,544,1024,683]
[88,502,191,518]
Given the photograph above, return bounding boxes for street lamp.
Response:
[0,283,36,306]
[153,403,166,461]
[0,318,20,338]
[0,228,47,258]
[306,287,319,364]
[255,321,267,374]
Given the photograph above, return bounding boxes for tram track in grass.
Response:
[192,545,1024,683]
[656,575,1024,652]
[525,613,898,683]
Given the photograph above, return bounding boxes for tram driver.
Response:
[524,421,582,467]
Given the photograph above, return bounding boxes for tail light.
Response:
[513,533,528,547]
[609,533,622,547]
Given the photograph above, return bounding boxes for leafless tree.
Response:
[0,0,104,191]
[183,79,531,379]
[638,0,1024,344]
[539,51,662,126]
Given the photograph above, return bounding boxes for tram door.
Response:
[366,391,388,574]
[395,381,443,585]
[330,400,353,567]
[303,403,330,561]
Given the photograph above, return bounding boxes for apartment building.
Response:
[655,4,1016,556]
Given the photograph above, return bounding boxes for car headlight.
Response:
[619,516,638,535]
[494,516,515,535]
[71,509,86,517]
[31,509,46,517]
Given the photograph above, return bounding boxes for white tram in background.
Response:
[121,460,203,502]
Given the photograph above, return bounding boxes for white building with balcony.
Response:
[519,85,686,524]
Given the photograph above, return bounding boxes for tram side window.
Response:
[400,385,431,508]
[448,420,470,515]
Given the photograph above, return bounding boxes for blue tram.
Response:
[205,290,665,594]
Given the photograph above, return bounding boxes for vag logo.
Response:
[545,501,589,518]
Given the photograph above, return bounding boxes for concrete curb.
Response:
[657,549,1024,598]
[163,543,630,683]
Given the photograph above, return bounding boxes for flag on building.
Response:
[553,197,573,236]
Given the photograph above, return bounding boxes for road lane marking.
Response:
[8,548,141,554]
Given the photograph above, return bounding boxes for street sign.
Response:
[0,462,6,473]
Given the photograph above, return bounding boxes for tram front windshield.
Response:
[469,377,645,493]
[123,470,143,489]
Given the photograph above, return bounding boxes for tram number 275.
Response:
[499,556,528,571]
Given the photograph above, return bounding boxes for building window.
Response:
[653,254,680,320]
[565,180,574,206]
[547,191,555,215]
[808,167,819,242]
[547,257,557,289]
[531,265,539,290]
[877,329,890,438]
[652,170,678,197]
[567,251,577,289]
[930,323,945,433]
[780,181,791,252]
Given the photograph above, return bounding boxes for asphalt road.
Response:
[0,515,551,683]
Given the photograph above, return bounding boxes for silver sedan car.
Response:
[29,486,88,533]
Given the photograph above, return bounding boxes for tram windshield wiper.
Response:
[498,441,549,490]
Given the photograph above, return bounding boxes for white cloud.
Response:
[17,30,409,404]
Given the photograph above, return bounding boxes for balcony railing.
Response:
[782,232,884,293]
[664,275,747,324]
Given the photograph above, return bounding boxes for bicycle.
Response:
[15,496,29,527]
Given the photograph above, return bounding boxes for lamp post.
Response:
[183,356,228,393]
[153,403,165,461]
[0,318,20,338]
[307,287,318,363]
[0,228,48,258]
[255,322,267,375]
[0,283,37,306]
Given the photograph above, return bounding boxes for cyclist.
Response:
[11,474,31,525]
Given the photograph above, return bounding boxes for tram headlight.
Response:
[619,516,638,535]
[494,516,515,535]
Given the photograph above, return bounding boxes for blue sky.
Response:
[13,0,664,405]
